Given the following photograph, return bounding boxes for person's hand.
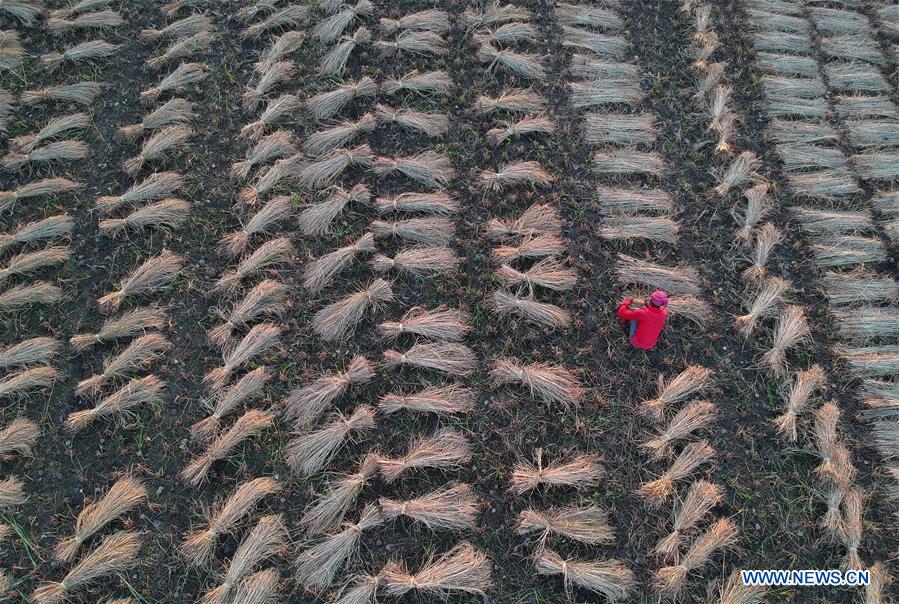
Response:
[623,297,632,306]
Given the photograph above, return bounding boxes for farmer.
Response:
[617,290,668,351]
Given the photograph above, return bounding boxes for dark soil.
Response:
[1,1,896,603]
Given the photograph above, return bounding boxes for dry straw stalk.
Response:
[775,365,826,442]
[141,62,207,103]
[0,282,64,311]
[0,246,70,284]
[0,417,38,456]
[371,151,454,189]
[654,518,738,596]
[654,479,724,560]
[21,82,103,106]
[12,113,90,153]
[616,253,701,295]
[643,400,716,459]
[229,568,280,604]
[378,307,469,342]
[372,246,459,276]
[98,198,190,235]
[204,323,281,390]
[474,89,546,114]
[478,43,546,79]
[492,290,570,328]
[306,77,376,121]
[716,568,766,604]
[300,454,378,536]
[218,196,292,258]
[0,336,60,369]
[191,366,269,443]
[761,305,810,376]
[375,191,458,215]
[312,279,392,342]
[380,8,450,34]
[0,476,26,507]
[230,130,296,181]
[215,237,295,294]
[96,171,184,215]
[70,307,167,351]
[0,177,81,212]
[374,104,449,137]
[496,258,576,292]
[479,160,554,190]
[208,280,289,346]
[491,234,565,265]
[735,276,789,337]
[485,203,562,240]
[371,217,453,245]
[379,384,475,416]
[0,366,60,401]
[299,183,371,236]
[98,251,182,309]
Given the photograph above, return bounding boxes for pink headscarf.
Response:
[650,290,669,307]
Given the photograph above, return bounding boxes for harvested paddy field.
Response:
[0,0,897,602]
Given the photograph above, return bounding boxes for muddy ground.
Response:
[1,0,896,602]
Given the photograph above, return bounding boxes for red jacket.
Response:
[617,299,667,350]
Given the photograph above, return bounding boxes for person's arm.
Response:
[617,298,641,320]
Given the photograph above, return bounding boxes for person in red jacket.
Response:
[617,290,668,350]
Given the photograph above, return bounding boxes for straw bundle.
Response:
[66,375,165,432]
[299,183,371,236]
[638,440,715,504]
[285,406,375,477]
[180,477,280,566]
[76,334,170,395]
[510,449,602,494]
[380,482,480,531]
[32,531,140,604]
[490,358,583,407]
[379,542,492,597]
[312,279,393,342]
[283,356,374,428]
[379,384,475,416]
[180,409,275,486]
[534,550,635,601]
[378,428,472,482]
[377,307,469,342]
[299,454,379,536]
[190,367,269,443]
[54,476,147,563]
[382,342,477,376]
[204,323,281,390]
